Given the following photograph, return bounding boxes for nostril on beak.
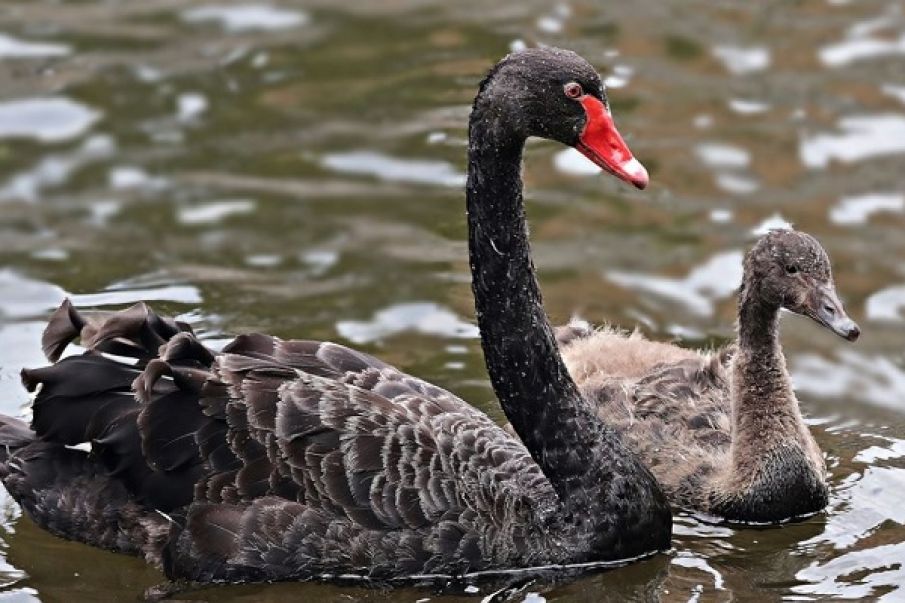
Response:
[847,324,861,342]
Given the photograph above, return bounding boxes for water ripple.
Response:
[0,98,99,143]
[0,34,69,59]
[182,4,309,32]
[800,114,905,169]
[336,302,479,344]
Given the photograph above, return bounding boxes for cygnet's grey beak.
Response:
[810,284,860,342]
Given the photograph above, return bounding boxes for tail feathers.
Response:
[21,301,221,512]
[23,355,139,446]
[40,298,194,364]
[41,299,86,363]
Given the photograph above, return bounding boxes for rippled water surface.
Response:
[0,1,904,601]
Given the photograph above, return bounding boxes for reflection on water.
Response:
[884,84,905,104]
[694,143,749,169]
[711,45,770,75]
[727,99,770,115]
[866,285,905,321]
[181,4,309,32]
[800,114,905,168]
[607,251,744,317]
[177,199,256,225]
[553,148,601,176]
[819,5,905,67]
[0,34,68,59]
[336,302,479,345]
[794,351,905,412]
[0,98,99,143]
[0,0,903,601]
[830,193,905,225]
[321,151,467,188]
[177,93,209,123]
[1,135,114,202]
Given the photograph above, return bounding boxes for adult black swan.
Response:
[0,47,669,584]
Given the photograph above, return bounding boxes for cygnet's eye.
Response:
[786,264,799,275]
[563,82,584,99]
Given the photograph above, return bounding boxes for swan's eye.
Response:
[563,82,584,99]
[786,265,799,275]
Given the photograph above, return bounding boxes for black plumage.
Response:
[0,47,671,585]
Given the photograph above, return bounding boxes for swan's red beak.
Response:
[576,96,649,190]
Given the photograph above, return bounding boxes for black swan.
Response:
[0,47,670,584]
[553,229,860,523]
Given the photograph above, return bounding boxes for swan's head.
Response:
[473,47,649,189]
[744,229,860,341]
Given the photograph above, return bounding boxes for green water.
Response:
[0,1,904,601]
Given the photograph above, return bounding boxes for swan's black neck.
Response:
[465,101,637,529]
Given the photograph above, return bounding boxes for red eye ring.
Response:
[563,82,584,99]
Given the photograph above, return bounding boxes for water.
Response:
[0,0,903,600]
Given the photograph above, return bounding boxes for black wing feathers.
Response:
[5,300,557,581]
